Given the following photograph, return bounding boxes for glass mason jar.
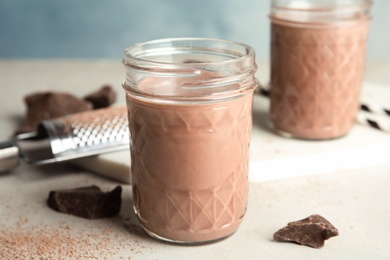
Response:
[122,38,258,244]
[269,0,372,139]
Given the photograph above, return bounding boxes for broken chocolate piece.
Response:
[84,85,116,109]
[273,214,339,248]
[16,92,93,134]
[47,185,122,219]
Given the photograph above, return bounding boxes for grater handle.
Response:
[0,139,20,172]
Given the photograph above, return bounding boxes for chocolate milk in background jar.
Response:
[122,38,258,243]
[269,0,372,139]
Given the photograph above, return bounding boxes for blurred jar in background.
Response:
[269,0,372,140]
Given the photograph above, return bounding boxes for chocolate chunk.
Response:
[16,92,92,134]
[273,214,339,248]
[47,185,122,219]
[84,85,116,109]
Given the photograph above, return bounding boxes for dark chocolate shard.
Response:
[273,214,339,248]
[47,185,122,219]
[16,92,92,134]
[84,85,116,109]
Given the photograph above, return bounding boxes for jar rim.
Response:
[269,0,372,26]
[122,38,258,103]
[271,0,373,11]
[123,37,255,68]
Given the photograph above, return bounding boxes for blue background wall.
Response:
[0,0,389,60]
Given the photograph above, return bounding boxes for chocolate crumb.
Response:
[47,186,122,219]
[273,214,339,248]
[84,85,116,109]
[16,92,92,134]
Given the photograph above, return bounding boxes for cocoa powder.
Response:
[0,216,152,259]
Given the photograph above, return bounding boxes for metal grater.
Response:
[0,106,130,172]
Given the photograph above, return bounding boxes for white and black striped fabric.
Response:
[360,103,390,117]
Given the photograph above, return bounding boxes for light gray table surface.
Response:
[0,60,389,259]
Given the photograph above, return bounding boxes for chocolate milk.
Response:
[270,18,370,139]
[126,86,254,242]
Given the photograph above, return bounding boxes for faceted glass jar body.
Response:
[269,0,372,139]
[122,38,258,243]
